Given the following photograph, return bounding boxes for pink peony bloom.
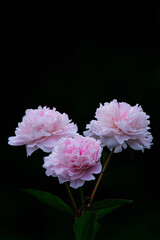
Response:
[84,99,153,153]
[8,106,78,156]
[43,136,102,189]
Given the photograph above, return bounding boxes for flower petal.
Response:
[127,140,144,151]
[70,179,85,189]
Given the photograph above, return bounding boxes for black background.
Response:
[1,2,160,239]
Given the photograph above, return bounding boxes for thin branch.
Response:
[65,182,80,216]
[88,148,115,207]
[80,186,85,213]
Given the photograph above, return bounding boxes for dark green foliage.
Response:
[24,189,75,216]
[73,211,100,240]
[90,198,133,220]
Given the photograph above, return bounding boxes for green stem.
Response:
[80,186,85,213]
[89,148,115,207]
[65,182,80,216]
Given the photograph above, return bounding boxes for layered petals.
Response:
[8,106,78,156]
[84,99,153,153]
[43,136,102,189]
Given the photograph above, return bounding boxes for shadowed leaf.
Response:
[73,211,100,240]
[90,198,133,220]
[24,189,75,216]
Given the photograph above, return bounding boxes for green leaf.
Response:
[23,189,75,216]
[73,211,100,240]
[90,198,133,220]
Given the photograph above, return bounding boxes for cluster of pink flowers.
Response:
[8,100,153,188]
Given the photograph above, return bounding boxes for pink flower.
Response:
[84,99,153,153]
[43,136,102,189]
[8,106,78,156]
